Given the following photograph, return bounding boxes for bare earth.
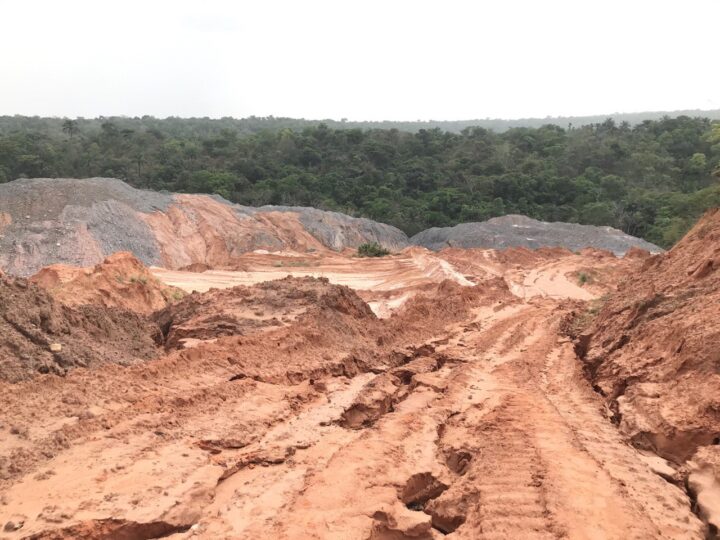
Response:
[0,241,714,539]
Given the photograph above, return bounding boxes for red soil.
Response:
[30,252,183,315]
[1,225,718,538]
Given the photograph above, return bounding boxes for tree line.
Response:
[0,115,719,247]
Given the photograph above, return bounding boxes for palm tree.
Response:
[62,119,79,139]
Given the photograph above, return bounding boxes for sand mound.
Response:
[0,275,160,382]
[31,252,183,315]
[577,208,720,465]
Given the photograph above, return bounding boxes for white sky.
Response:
[1,0,718,121]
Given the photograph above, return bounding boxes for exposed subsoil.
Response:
[30,252,184,315]
[0,219,717,538]
[574,208,720,534]
[0,274,160,383]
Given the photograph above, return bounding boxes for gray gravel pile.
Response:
[0,178,170,275]
[410,214,662,255]
[257,205,409,251]
[0,178,409,275]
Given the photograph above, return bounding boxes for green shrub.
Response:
[357,242,390,257]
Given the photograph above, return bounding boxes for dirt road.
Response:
[0,302,703,538]
[179,302,701,539]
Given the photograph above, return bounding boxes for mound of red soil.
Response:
[31,252,183,315]
[0,275,161,382]
[153,276,367,350]
[578,208,720,464]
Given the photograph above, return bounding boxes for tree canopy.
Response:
[1,115,719,248]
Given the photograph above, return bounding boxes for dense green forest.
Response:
[2,110,720,136]
[1,115,719,247]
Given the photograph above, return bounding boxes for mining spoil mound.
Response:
[0,275,160,382]
[30,252,184,315]
[153,276,358,350]
[577,208,720,469]
[0,178,407,276]
[0,177,665,277]
[411,214,661,255]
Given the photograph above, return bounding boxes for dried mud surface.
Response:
[2,234,716,539]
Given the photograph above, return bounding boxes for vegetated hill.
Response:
[1,116,719,248]
[411,214,661,255]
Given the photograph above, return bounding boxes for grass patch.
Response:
[577,271,593,286]
[565,294,609,337]
[357,242,390,257]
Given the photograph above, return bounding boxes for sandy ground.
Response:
[152,250,471,293]
[152,247,606,319]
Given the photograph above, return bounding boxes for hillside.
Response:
[0,178,660,276]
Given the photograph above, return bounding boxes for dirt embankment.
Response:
[574,208,720,531]
[1,178,664,277]
[0,274,160,383]
[31,252,184,315]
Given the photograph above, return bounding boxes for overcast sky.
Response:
[1,0,718,121]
